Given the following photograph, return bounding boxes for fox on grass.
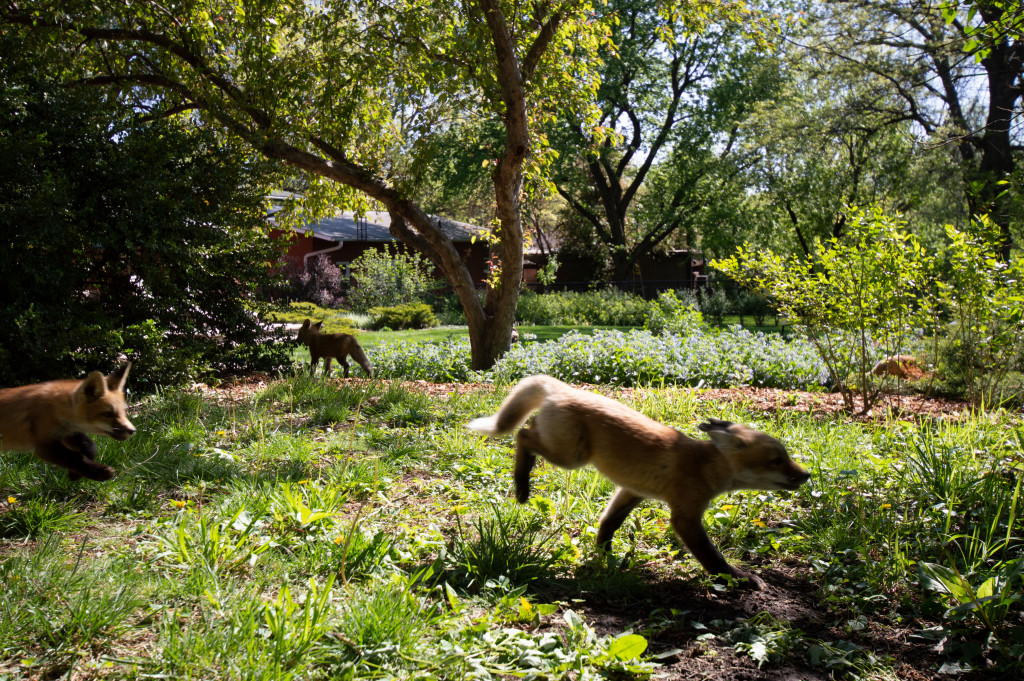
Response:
[0,363,136,481]
[297,319,373,379]
[467,375,810,589]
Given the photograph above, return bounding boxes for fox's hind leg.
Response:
[596,488,644,550]
[37,438,114,481]
[513,427,540,503]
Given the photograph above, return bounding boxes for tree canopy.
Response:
[0,31,288,387]
[3,0,612,368]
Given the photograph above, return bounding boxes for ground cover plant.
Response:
[1,374,1021,679]
[370,328,829,389]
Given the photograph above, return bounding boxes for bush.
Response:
[286,255,345,308]
[0,42,290,389]
[697,288,731,327]
[515,289,651,326]
[714,205,928,414]
[644,290,705,335]
[370,338,478,382]
[349,245,441,312]
[368,303,439,330]
[267,302,360,334]
[738,291,772,327]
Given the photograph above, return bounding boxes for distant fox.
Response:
[467,375,810,589]
[0,363,136,481]
[297,319,373,378]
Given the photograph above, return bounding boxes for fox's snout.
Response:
[110,421,136,441]
[783,465,811,490]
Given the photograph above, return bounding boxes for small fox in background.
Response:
[297,319,373,378]
[467,375,810,589]
[0,363,136,481]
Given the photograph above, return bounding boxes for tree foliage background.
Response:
[0,32,290,389]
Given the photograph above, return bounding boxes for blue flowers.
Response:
[370,328,829,389]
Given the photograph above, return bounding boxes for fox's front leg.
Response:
[670,510,765,590]
[596,488,644,550]
[61,432,99,481]
[340,356,350,378]
[37,438,114,482]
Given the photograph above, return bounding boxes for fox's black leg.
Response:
[36,439,114,481]
[340,357,350,378]
[60,432,100,481]
[596,489,644,550]
[670,510,765,590]
[322,357,333,376]
[513,429,538,503]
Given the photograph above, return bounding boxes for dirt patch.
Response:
[192,375,975,422]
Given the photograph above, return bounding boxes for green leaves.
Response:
[714,204,935,413]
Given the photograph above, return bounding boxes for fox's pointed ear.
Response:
[698,418,734,433]
[106,362,131,392]
[77,371,107,403]
[701,421,751,452]
[300,319,311,329]
[314,321,324,330]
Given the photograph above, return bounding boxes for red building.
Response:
[271,202,491,287]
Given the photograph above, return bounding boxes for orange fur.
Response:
[468,375,811,589]
[0,363,135,481]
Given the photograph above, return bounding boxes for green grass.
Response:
[1,376,1021,678]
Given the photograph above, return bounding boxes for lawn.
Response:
[1,375,1019,679]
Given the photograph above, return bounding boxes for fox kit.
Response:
[467,375,810,589]
[297,319,373,378]
[0,363,136,481]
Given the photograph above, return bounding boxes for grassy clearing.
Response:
[1,376,1021,679]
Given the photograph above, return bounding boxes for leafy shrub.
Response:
[714,205,928,413]
[0,43,290,389]
[931,217,1024,406]
[738,291,772,327]
[432,292,470,325]
[349,244,441,312]
[515,289,651,326]
[644,290,705,335]
[286,255,345,308]
[698,288,731,327]
[368,303,439,330]
[492,329,827,388]
[267,302,360,334]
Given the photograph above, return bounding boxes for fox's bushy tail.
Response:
[350,340,373,376]
[466,375,558,436]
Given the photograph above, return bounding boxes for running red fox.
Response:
[467,375,810,589]
[0,363,136,481]
[297,319,373,378]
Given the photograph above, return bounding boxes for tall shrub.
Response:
[348,244,440,312]
[289,255,345,308]
[0,37,289,389]
[713,206,927,414]
[936,217,1024,405]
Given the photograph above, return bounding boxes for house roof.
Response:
[296,211,484,244]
